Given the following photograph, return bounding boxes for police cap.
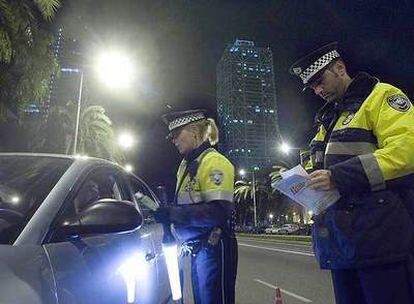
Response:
[289,42,341,90]
[162,109,207,139]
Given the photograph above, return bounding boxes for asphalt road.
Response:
[236,236,335,304]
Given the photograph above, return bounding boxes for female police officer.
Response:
[154,109,237,304]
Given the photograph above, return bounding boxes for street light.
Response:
[239,168,258,227]
[279,142,292,154]
[118,132,135,150]
[125,164,134,172]
[268,213,274,224]
[95,51,135,90]
[72,50,135,154]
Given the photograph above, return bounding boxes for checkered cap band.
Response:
[168,113,205,131]
[300,50,340,84]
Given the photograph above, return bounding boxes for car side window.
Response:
[67,167,130,217]
[47,167,132,243]
[127,177,158,220]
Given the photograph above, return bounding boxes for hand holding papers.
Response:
[271,165,340,215]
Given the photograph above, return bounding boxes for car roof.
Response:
[0,152,118,167]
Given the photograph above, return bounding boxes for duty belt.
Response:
[180,227,223,256]
[180,240,203,256]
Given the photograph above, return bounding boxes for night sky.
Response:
[56,0,414,198]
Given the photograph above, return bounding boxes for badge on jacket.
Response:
[209,170,224,185]
[387,95,411,112]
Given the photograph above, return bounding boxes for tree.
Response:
[77,105,124,164]
[234,176,269,226]
[0,0,61,121]
[33,104,125,164]
[0,0,61,63]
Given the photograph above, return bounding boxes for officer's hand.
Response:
[308,170,336,191]
[152,206,171,223]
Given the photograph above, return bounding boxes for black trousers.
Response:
[190,236,238,304]
[331,255,414,304]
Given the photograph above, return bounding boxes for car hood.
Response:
[0,245,56,303]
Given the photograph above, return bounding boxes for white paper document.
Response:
[272,165,341,215]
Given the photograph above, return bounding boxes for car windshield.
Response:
[0,155,72,244]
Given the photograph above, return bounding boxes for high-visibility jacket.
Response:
[171,141,235,241]
[308,72,414,269]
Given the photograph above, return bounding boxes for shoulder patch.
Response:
[387,95,411,112]
[209,170,224,185]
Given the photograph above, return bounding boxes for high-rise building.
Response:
[217,39,279,170]
[42,27,81,123]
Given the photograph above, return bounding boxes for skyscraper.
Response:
[217,39,279,170]
[42,27,81,123]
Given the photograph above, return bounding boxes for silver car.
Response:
[0,153,172,304]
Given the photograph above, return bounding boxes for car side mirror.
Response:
[59,199,143,236]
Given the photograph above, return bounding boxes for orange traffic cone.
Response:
[274,287,283,304]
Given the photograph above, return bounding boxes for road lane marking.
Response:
[238,237,312,248]
[239,243,314,256]
[254,278,312,303]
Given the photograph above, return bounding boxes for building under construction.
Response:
[217,39,280,170]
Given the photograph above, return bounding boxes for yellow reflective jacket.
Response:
[308,72,414,269]
[172,142,235,241]
[176,148,234,206]
[310,74,414,194]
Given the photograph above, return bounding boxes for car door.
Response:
[126,175,172,303]
[43,165,158,304]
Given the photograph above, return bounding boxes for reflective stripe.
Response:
[315,151,324,163]
[326,142,377,155]
[359,154,386,191]
[202,190,233,203]
[176,192,203,205]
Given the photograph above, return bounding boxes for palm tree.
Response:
[0,0,61,122]
[234,180,254,226]
[234,177,270,226]
[33,104,125,164]
[78,105,125,164]
[269,165,288,186]
[0,0,61,63]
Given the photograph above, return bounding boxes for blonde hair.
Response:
[187,118,219,145]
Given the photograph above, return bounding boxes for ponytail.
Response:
[188,118,219,145]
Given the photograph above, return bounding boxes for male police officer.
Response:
[289,42,414,303]
[154,109,237,304]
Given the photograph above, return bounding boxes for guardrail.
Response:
[236,233,312,243]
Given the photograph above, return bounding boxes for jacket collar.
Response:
[315,72,378,129]
[336,72,379,111]
[184,141,211,162]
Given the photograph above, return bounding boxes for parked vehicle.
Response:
[264,225,278,234]
[275,224,300,235]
